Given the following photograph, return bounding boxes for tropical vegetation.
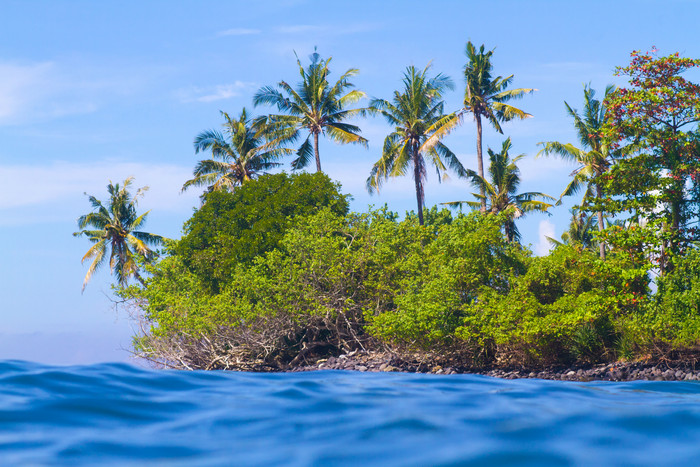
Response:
[461,41,535,212]
[446,137,554,242]
[367,64,464,225]
[71,46,700,373]
[74,177,164,291]
[181,109,293,194]
[538,85,618,259]
[253,49,371,173]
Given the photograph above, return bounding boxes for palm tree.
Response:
[537,85,616,259]
[253,49,371,173]
[74,177,164,292]
[182,108,293,193]
[446,138,554,242]
[546,209,596,249]
[367,64,465,226]
[462,41,536,212]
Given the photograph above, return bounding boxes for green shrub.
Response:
[175,172,349,292]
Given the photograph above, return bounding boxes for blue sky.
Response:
[1,0,699,364]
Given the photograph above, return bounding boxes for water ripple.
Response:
[1,361,700,465]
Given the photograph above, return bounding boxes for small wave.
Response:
[1,361,700,465]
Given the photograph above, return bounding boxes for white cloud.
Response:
[217,28,261,36]
[176,81,254,103]
[535,220,556,256]
[0,161,201,225]
[0,59,156,125]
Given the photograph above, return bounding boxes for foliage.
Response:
[182,108,294,194]
[367,64,465,225]
[461,41,535,211]
[602,48,700,266]
[456,245,650,366]
[538,85,619,258]
[108,47,700,371]
[445,137,554,242]
[175,172,349,292]
[253,49,372,172]
[74,177,163,291]
[367,212,528,356]
[639,248,700,348]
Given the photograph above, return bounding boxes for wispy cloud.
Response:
[0,59,157,125]
[217,28,261,36]
[0,161,200,225]
[176,81,255,103]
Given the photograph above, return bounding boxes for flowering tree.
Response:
[602,48,700,270]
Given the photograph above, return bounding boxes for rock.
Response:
[566,370,576,376]
[379,363,388,371]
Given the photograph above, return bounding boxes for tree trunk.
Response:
[133,269,146,287]
[313,131,322,173]
[475,114,486,213]
[413,145,424,226]
[596,183,606,260]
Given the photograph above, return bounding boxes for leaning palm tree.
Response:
[367,64,465,226]
[446,138,554,242]
[182,108,293,193]
[462,41,536,212]
[253,49,372,173]
[74,177,164,292]
[537,85,616,259]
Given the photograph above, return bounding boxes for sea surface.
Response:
[1,360,700,465]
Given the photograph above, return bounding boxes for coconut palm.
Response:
[462,41,536,212]
[547,209,596,249]
[446,138,554,242]
[253,49,371,173]
[537,85,616,259]
[367,64,465,225]
[182,108,293,193]
[74,177,163,291]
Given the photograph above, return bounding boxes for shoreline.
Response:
[290,350,700,382]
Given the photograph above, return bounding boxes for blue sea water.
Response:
[1,361,700,465]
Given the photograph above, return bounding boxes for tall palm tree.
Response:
[537,85,616,259]
[253,49,371,173]
[446,138,554,242]
[74,177,163,292]
[462,41,536,212]
[182,108,293,193]
[367,64,465,226]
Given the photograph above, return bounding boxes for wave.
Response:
[1,360,700,465]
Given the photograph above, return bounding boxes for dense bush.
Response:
[118,174,700,371]
[175,172,349,292]
[456,245,651,366]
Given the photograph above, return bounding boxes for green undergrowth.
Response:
[117,174,700,370]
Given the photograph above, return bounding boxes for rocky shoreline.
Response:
[291,350,700,382]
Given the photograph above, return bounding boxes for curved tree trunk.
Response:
[596,183,606,260]
[475,114,486,213]
[313,131,322,173]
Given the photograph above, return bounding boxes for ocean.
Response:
[1,360,699,465]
